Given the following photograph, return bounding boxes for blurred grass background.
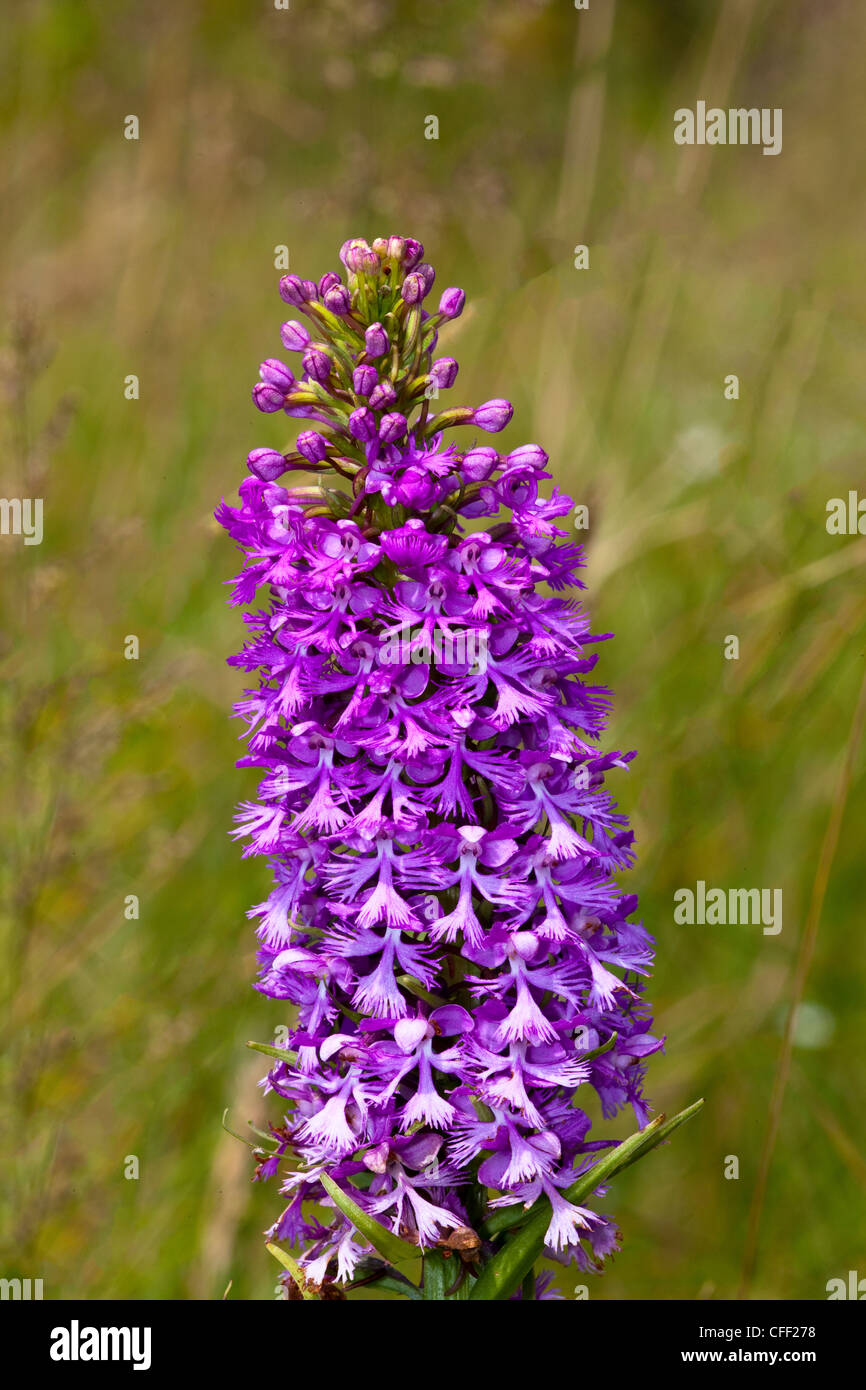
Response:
[1,0,864,1301]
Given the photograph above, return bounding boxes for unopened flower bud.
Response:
[365,321,389,358]
[379,411,408,443]
[401,272,426,304]
[472,398,513,432]
[342,238,380,275]
[438,287,465,319]
[259,359,295,392]
[279,274,316,306]
[323,284,352,315]
[296,430,329,464]
[349,407,377,443]
[318,271,342,296]
[431,357,458,389]
[252,382,286,413]
[302,346,331,383]
[403,238,424,270]
[504,444,548,472]
[461,446,499,481]
[369,381,397,411]
[352,365,378,397]
[246,448,290,481]
[280,320,311,353]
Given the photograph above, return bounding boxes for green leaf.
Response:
[320,1172,420,1268]
[245,1040,298,1064]
[470,1098,704,1301]
[347,1270,424,1301]
[373,1274,423,1301]
[578,1030,618,1063]
[598,1097,706,1180]
[266,1242,321,1300]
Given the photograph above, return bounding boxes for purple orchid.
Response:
[219,234,673,1300]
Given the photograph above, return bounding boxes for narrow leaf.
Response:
[470,1098,704,1301]
[245,1040,298,1064]
[348,1271,423,1301]
[578,1030,618,1063]
[599,1097,706,1181]
[374,1274,423,1301]
[266,1242,321,1300]
[321,1172,420,1267]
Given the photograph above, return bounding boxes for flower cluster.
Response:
[219,235,661,1289]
